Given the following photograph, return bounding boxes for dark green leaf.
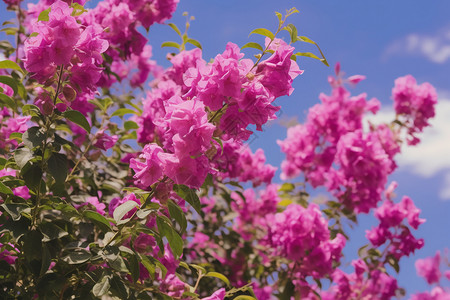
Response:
[40,243,52,276]
[63,110,91,133]
[47,153,68,184]
[168,200,187,234]
[173,184,201,215]
[156,216,183,259]
[0,182,13,195]
[241,42,264,52]
[39,222,68,242]
[128,253,140,282]
[21,163,42,191]
[83,210,113,232]
[248,28,275,40]
[62,250,91,264]
[23,127,46,149]
[22,230,43,276]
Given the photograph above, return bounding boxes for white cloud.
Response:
[384,27,450,63]
[367,97,450,200]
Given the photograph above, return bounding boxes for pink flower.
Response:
[93,130,118,151]
[202,288,226,300]
[416,251,443,285]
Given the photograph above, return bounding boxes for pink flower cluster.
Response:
[410,250,450,300]
[322,259,398,300]
[278,69,435,214]
[131,97,215,188]
[366,193,425,260]
[230,185,279,240]
[212,140,276,187]
[392,75,438,145]
[24,1,108,90]
[265,203,346,280]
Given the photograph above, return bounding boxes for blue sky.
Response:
[1,0,449,296]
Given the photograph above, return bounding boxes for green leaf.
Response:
[173,184,202,215]
[62,250,91,264]
[128,253,140,282]
[186,38,202,50]
[21,163,42,191]
[0,60,23,73]
[22,230,43,276]
[285,24,298,43]
[111,108,137,118]
[279,183,295,192]
[0,75,18,95]
[40,244,52,276]
[1,203,29,220]
[39,222,69,242]
[70,3,87,16]
[161,41,181,49]
[92,275,111,297]
[275,11,283,23]
[106,253,128,273]
[156,216,183,259]
[38,7,51,22]
[241,42,264,52]
[294,51,321,60]
[168,23,182,36]
[22,104,41,115]
[297,36,329,67]
[248,28,275,40]
[0,157,6,169]
[0,93,16,110]
[0,182,13,195]
[47,153,68,184]
[113,201,139,223]
[63,110,91,133]
[168,200,187,234]
[1,28,18,36]
[205,272,230,287]
[234,297,257,300]
[22,127,46,149]
[124,120,139,130]
[9,132,22,142]
[83,210,113,232]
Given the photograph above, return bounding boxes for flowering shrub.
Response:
[0,0,447,299]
